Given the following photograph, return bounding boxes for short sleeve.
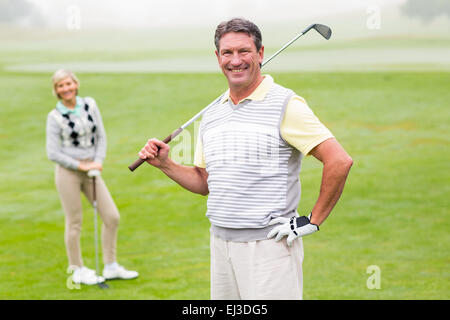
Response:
[280,96,334,156]
[193,128,206,168]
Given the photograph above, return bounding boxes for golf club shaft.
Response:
[128,26,313,172]
[93,176,100,277]
[128,96,222,171]
[91,175,109,288]
[260,31,305,67]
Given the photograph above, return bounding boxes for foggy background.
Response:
[1,0,449,72]
[5,0,450,29]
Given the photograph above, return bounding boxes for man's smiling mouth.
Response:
[229,67,248,73]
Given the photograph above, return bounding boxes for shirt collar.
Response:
[56,96,82,116]
[220,74,274,104]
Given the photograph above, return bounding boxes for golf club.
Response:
[87,169,109,289]
[128,23,332,172]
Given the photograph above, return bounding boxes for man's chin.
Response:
[226,73,248,85]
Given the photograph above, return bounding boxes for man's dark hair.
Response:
[214,18,262,51]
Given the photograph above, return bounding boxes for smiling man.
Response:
[215,29,264,103]
[139,18,353,299]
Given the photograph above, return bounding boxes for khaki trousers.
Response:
[55,164,120,267]
[210,233,304,300]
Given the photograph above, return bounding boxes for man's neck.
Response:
[229,75,265,105]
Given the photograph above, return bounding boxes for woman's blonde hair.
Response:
[52,69,80,99]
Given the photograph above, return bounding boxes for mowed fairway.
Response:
[0,70,448,299]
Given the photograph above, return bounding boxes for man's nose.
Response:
[230,52,242,66]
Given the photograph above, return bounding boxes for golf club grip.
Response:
[128,158,145,172]
[128,127,183,172]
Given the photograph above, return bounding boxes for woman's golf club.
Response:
[87,169,109,289]
[128,23,332,172]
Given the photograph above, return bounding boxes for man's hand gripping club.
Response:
[138,138,170,169]
[267,214,319,246]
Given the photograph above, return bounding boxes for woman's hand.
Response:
[78,161,103,172]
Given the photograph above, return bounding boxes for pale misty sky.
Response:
[28,0,406,29]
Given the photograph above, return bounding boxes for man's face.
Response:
[216,32,264,90]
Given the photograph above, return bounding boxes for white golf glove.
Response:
[87,169,101,178]
[267,213,319,246]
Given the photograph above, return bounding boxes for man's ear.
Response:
[259,45,264,67]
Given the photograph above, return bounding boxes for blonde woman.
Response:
[46,69,138,285]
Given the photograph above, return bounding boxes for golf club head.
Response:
[303,23,332,40]
[87,169,101,178]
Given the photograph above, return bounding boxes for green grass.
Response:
[0,70,449,299]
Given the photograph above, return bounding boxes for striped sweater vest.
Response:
[200,82,303,229]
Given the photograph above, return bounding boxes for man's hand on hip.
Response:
[267,214,319,246]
